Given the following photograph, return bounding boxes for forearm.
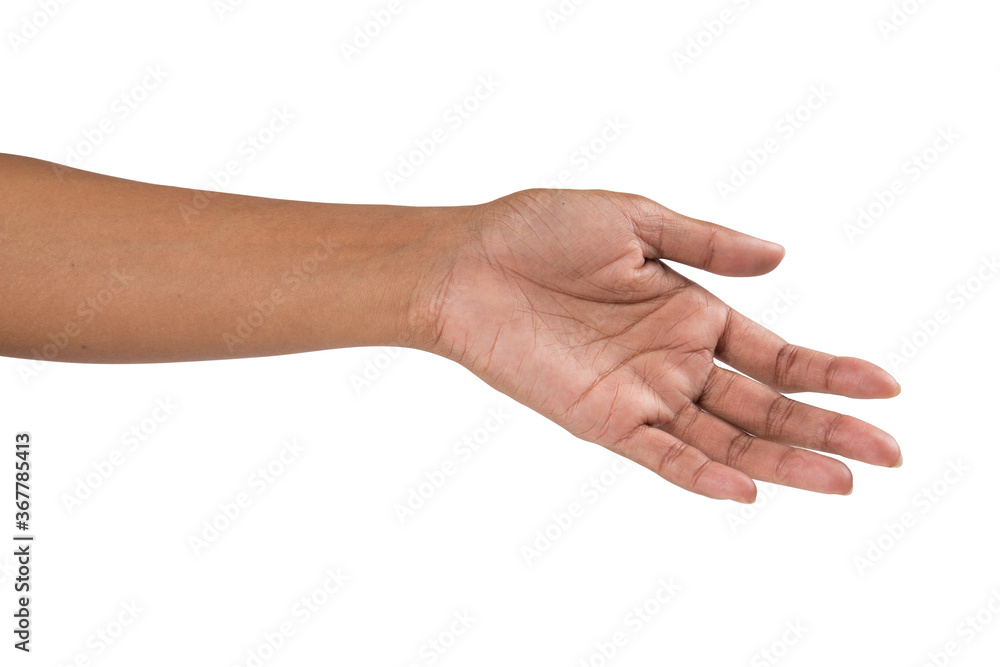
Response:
[0,154,460,363]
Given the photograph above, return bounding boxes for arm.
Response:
[0,154,901,502]
[0,153,459,362]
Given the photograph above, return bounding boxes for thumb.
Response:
[629,196,785,277]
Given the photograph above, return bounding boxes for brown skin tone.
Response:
[0,154,901,503]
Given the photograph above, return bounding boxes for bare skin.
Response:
[0,154,901,503]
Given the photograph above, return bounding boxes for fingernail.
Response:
[766,241,786,256]
[893,381,902,397]
[843,486,854,496]
[892,453,903,468]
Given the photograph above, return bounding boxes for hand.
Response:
[419,189,902,503]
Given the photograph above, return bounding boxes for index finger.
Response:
[715,308,901,398]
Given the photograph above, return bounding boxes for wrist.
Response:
[403,203,481,354]
[260,200,474,355]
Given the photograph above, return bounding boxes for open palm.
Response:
[426,189,901,502]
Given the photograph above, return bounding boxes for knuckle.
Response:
[663,401,699,440]
[702,224,720,271]
[763,394,796,439]
[773,448,800,484]
[688,458,713,492]
[724,432,756,470]
[654,438,687,479]
[774,343,800,388]
[823,355,839,391]
[821,413,849,453]
[699,364,734,407]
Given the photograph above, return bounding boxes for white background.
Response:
[2,0,999,665]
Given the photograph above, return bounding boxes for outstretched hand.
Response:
[421,189,901,503]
